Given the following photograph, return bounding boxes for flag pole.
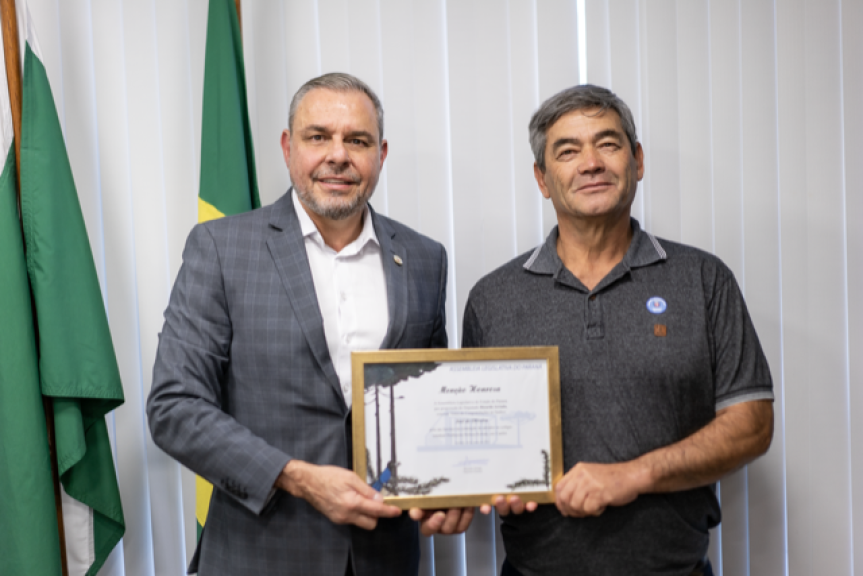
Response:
[235,0,242,37]
[0,0,20,180]
[0,3,69,575]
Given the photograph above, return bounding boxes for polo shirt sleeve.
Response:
[709,268,774,411]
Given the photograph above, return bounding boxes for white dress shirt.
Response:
[292,191,389,409]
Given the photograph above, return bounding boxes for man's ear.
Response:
[280,130,291,166]
[533,163,551,199]
[634,143,645,181]
[379,139,388,168]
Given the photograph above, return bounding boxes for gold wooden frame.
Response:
[351,346,562,510]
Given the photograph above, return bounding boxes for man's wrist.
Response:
[276,459,307,497]
[627,457,657,496]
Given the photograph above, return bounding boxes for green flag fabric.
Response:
[198,0,260,222]
[20,30,125,576]
[0,143,63,574]
[196,0,261,537]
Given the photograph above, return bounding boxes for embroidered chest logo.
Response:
[646,296,667,314]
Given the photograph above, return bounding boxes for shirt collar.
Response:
[291,188,380,253]
[523,217,667,276]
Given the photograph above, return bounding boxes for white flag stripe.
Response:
[0,6,12,164]
[17,1,42,61]
[61,486,95,575]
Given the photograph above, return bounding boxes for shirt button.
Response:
[589,295,597,301]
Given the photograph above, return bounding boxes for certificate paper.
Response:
[351,347,562,510]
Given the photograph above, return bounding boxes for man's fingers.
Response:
[419,511,447,536]
[491,495,538,517]
[554,498,568,516]
[303,466,400,524]
[350,492,401,519]
[455,507,474,533]
[352,513,379,531]
[555,488,579,517]
[493,495,511,516]
[582,494,607,517]
[555,485,607,518]
[554,468,590,517]
[350,475,386,500]
[507,496,525,515]
[439,508,464,534]
[413,508,474,535]
[335,472,401,519]
[554,480,573,514]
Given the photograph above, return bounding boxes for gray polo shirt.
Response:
[462,219,773,576]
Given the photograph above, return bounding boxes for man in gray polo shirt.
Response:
[464,85,774,575]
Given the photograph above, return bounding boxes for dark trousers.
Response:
[501,557,715,576]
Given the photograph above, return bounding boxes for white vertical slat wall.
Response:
[20,0,861,574]
[844,1,863,574]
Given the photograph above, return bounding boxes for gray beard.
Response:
[294,186,371,221]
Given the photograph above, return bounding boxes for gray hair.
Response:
[529,84,638,172]
[288,72,384,141]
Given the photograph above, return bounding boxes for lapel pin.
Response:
[646,296,667,314]
[394,255,403,266]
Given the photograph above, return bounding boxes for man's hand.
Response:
[408,507,474,536]
[276,460,401,530]
[554,461,647,517]
[479,495,538,517]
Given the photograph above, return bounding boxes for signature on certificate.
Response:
[453,457,489,468]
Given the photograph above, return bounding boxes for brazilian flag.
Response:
[196,0,260,536]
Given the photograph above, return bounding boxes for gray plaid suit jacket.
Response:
[147,191,448,575]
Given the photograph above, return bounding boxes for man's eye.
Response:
[310,134,324,141]
[350,138,368,146]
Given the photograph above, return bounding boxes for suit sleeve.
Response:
[429,243,449,349]
[147,224,290,515]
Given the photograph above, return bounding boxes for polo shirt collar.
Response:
[291,189,380,254]
[622,218,667,269]
[523,218,667,279]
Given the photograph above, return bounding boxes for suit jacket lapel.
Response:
[372,207,408,350]
[266,192,343,403]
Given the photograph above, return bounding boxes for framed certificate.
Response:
[351,347,562,510]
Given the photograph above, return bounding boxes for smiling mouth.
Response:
[314,172,360,186]
[314,178,361,192]
[579,182,611,192]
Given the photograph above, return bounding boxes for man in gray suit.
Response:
[148,73,472,576]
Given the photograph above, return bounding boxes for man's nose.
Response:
[326,138,349,164]
[578,147,604,173]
